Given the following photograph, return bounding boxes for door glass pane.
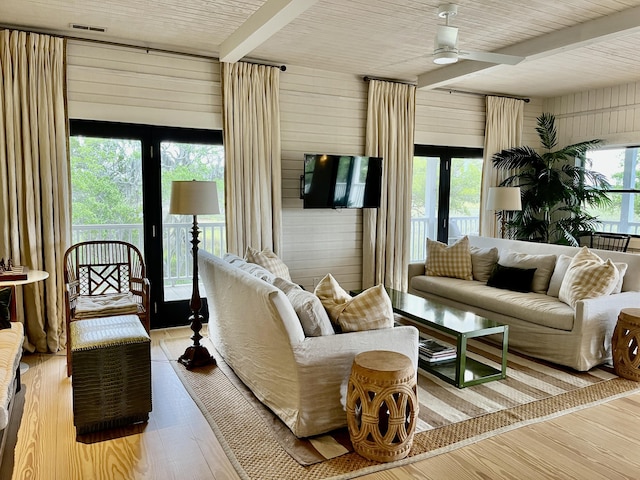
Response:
[410,156,439,262]
[449,156,483,242]
[161,142,225,301]
[69,137,143,250]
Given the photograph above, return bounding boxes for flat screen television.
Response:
[302,154,382,209]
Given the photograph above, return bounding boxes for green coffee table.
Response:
[386,288,508,388]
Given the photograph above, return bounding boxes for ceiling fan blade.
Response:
[459,50,525,65]
[435,25,458,49]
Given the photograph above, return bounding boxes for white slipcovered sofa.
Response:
[0,321,24,467]
[198,250,419,438]
[408,235,640,371]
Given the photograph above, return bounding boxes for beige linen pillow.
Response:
[273,277,334,337]
[499,251,556,294]
[558,247,620,308]
[425,236,473,281]
[470,246,499,282]
[245,246,291,281]
[314,274,394,332]
[548,253,627,297]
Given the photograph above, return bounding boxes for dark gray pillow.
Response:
[487,264,537,293]
[0,287,12,329]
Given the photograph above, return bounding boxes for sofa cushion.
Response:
[245,246,291,281]
[487,263,536,293]
[273,277,334,337]
[559,247,619,308]
[498,251,556,294]
[74,293,138,320]
[0,287,11,329]
[470,246,499,282]
[425,236,473,281]
[411,275,575,331]
[314,274,394,332]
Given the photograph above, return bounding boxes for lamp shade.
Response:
[169,180,220,215]
[486,187,522,211]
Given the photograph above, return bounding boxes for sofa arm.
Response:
[408,262,426,287]
[575,291,640,333]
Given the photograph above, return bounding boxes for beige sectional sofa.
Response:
[198,250,419,438]
[408,235,640,371]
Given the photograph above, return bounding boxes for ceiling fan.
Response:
[433,3,525,65]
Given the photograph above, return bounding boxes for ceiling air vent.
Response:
[69,23,107,33]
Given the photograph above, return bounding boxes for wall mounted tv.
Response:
[301,154,383,209]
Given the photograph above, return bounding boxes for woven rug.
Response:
[161,336,640,480]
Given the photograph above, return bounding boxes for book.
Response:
[419,338,455,356]
[0,265,28,281]
[420,353,457,364]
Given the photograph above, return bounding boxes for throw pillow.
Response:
[470,246,499,282]
[245,246,291,281]
[313,273,353,323]
[546,254,572,297]
[237,261,275,283]
[487,263,537,293]
[337,284,394,333]
[558,247,620,308]
[425,236,473,281]
[273,277,334,337]
[498,251,556,294]
[223,253,246,266]
[612,263,628,294]
[0,287,12,329]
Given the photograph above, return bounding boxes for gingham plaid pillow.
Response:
[426,236,473,280]
[558,247,620,308]
[245,246,291,281]
[314,274,394,331]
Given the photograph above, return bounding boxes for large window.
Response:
[585,147,640,235]
[410,145,483,261]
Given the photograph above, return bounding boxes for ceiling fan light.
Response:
[433,51,458,64]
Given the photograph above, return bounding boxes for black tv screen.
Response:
[302,154,382,209]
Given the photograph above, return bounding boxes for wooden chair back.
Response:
[590,232,631,252]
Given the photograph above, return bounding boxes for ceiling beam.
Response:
[219,0,319,63]
[417,5,640,90]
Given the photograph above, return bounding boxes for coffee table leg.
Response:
[501,326,509,379]
[456,334,468,388]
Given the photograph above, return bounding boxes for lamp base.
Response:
[178,344,216,370]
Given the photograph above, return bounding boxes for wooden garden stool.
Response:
[613,308,640,381]
[346,350,418,462]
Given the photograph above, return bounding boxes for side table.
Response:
[346,350,418,463]
[612,308,640,381]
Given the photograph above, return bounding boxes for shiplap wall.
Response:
[66,39,542,291]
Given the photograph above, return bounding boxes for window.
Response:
[410,146,483,261]
[585,147,640,235]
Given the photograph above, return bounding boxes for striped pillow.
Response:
[426,236,473,281]
[558,247,620,308]
[245,246,291,281]
[314,274,394,332]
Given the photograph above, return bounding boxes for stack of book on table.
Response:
[419,338,456,363]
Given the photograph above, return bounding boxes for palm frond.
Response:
[492,146,543,171]
[536,113,557,150]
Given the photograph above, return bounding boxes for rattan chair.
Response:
[64,240,150,375]
[590,232,631,252]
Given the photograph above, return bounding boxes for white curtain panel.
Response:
[221,62,282,256]
[363,80,416,291]
[0,30,70,352]
[479,96,524,238]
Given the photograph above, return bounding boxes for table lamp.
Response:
[169,180,220,370]
[487,187,522,239]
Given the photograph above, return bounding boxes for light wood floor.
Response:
[10,326,640,480]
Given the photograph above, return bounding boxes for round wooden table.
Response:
[612,308,640,381]
[345,350,418,463]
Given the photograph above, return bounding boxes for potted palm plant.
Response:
[492,113,611,245]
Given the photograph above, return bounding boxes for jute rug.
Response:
[161,336,640,480]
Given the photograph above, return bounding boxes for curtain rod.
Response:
[436,88,530,103]
[0,25,286,70]
[363,76,416,86]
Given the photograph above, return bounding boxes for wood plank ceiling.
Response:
[2,0,640,98]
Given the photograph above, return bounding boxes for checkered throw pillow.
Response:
[245,246,291,281]
[314,274,394,332]
[426,236,473,280]
[558,247,620,308]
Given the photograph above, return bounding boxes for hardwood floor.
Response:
[10,326,640,480]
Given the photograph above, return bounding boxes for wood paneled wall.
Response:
[67,39,543,292]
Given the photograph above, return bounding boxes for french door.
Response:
[69,120,224,328]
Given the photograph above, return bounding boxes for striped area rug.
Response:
[161,336,640,480]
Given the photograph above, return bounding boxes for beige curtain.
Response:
[479,96,525,237]
[0,30,70,352]
[363,80,416,291]
[221,62,282,256]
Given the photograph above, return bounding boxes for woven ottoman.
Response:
[612,308,640,382]
[70,314,152,434]
[346,350,418,462]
